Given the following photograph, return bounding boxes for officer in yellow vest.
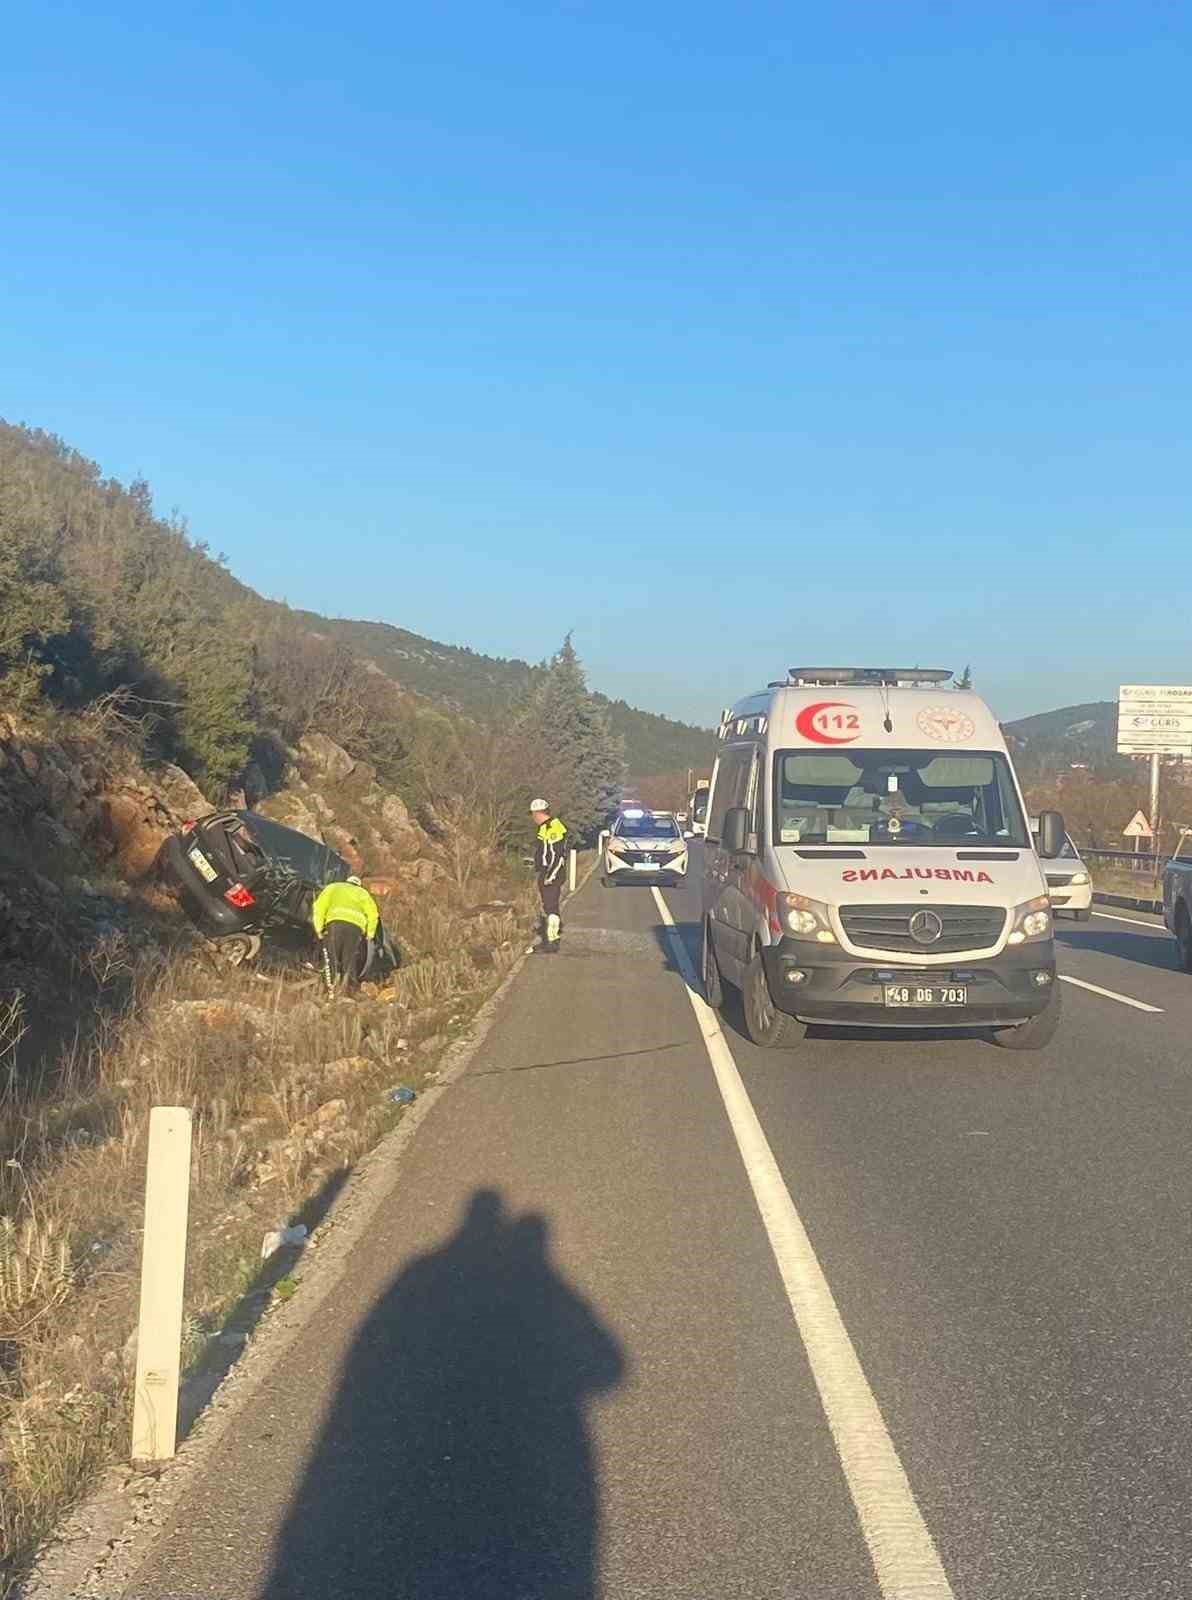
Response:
[312,874,380,993]
[529,799,568,955]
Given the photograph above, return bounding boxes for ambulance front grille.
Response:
[839,904,1007,954]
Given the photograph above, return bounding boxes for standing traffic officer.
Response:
[529,799,568,955]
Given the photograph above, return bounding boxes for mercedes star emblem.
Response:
[909,909,944,945]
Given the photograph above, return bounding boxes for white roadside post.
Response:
[131,1106,193,1465]
[568,848,577,893]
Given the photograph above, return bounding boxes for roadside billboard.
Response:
[1117,685,1192,757]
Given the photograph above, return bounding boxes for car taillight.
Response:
[182,820,195,833]
[224,882,255,908]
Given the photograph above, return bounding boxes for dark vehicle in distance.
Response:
[158,809,397,975]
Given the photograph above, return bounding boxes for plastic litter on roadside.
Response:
[260,1223,308,1260]
[386,1084,417,1106]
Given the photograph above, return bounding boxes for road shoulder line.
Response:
[651,888,954,1600]
[1058,973,1164,1013]
[1092,910,1171,932]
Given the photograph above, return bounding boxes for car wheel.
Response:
[218,932,261,968]
[992,979,1062,1051]
[1176,909,1192,974]
[702,923,724,1010]
[742,951,799,1048]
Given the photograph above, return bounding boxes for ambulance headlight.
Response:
[776,893,836,943]
[1007,896,1052,945]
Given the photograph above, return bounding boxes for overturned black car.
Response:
[158,809,397,977]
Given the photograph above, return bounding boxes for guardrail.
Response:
[1079,848,1172,915]
[1080,848,1174,873]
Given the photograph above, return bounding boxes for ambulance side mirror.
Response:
[1037,810,1065,859]
[722,807,750,854]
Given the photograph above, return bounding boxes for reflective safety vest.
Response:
[312,881,380,939]
[534,818,568,884]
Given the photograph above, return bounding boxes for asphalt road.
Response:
[122,851,1192,1600]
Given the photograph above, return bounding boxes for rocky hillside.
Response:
[0,702,536,1587]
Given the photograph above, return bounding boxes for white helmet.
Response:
[346,874,362,886]
[529,797,549,813]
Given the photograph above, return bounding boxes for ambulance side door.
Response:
[704,742,758,982]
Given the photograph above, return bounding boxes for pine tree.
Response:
[517,636,625,839]
[958,664,973,689]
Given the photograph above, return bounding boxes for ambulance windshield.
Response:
[773,749,1029,848]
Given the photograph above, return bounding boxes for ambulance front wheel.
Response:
[743,951,800,1049]
[702,922,724,1010]
[991,979,1062,1051]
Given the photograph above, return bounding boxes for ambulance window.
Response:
[772,748,1029,847]
[707,747,753,843]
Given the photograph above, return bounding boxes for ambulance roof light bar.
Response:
[780,667,955,688]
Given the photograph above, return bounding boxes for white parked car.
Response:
[603,810,689,888]
[1031,821,1092,920]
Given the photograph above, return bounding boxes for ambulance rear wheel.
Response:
[743,952,799,1048]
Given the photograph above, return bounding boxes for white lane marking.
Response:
[1092,910,1171,933]
[1058,974,1164,1013]
[651,888,954,1599]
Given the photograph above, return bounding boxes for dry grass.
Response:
[0,868,536,1593]
[1087,864,1163,902]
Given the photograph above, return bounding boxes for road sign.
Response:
[1117,685,1192,756]
[1123,811,1153,839]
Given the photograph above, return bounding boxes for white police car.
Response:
[603,810,689,887]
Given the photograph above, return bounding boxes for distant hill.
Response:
[298,613,714,779]
[1002,701,1122,773]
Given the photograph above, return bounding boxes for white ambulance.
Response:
[701,668,1066,1051]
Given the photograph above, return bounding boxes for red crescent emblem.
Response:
[795,701,860,744]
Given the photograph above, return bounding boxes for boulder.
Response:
[297,733,355,785]
[314,1097,348,1128]
[98,789,173,878]
[152,763,212,823]
[320,1055,373,1085]
[325,827,365,875]
[161,999,268,1033]
[257,790,323,840]
[380,793,413,833]
[409,858,446,885]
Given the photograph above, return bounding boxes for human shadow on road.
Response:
[259,1189,626,1600]
[1054,925,1178,974]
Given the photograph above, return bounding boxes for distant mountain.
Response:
[1002,702,1119,770]
[298,613,713,779]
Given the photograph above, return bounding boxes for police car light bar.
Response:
[784,667,955,687]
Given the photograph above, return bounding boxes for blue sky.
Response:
[3,2,1190,726]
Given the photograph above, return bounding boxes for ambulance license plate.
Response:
[188,846,218,883]
[883,984,967,1008]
